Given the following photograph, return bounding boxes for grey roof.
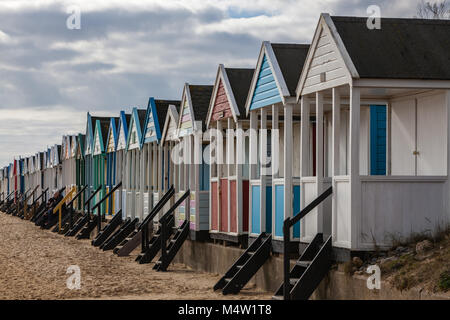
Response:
[90,116,110,140]
[99,118,110,146]
[331,16,450,80]
[225,68,254,119]
[137,109,147,131]
[271,43,310,96]
[154,100,181,130]
[189,85,214,130]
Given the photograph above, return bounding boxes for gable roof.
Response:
[179,84,214,133]
[85,113,110,155]
[245,42,309,113]
[93,118,111,155]
[116,112,130,151]
[76,134,85,158]
[126,108,147,150]
[143,98,181,144]
[207,65,254,127]
[161,104,180,144]
[225,68,255,117]
[106,117,120,153]
[271,44,310,95]
[329,16,450,80]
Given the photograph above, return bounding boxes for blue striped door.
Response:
[370,105,387,175]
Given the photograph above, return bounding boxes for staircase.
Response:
[114,186,175,257]
[137,189,189,269]
[101,218,138,251]
[136,215,174,264]
[153,219,190,271]
[76,215,98,239]
[91,211,123,247]
[214,232,272,295]
[273,186,333,300]
[272,233,331,300]
[65,213,90,237]
[113,229,141,256]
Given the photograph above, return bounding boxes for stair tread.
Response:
[289,278,300,285]
[272,295,283,301]
[296,260,312,267]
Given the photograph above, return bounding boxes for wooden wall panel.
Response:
[211,181,218,231]
[220,178,228,232]
[229,179,237,233]
[211,80,233,121]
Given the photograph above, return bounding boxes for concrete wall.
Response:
[174,239,449,300]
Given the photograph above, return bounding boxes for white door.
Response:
[417,93,447,176]
[391,99,416,175]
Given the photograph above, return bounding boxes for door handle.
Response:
[413,151,420,155]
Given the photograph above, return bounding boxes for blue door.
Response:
[251,185,261,234]
[265,186,272,233]
[370,105,387,175]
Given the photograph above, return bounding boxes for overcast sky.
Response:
[0,0,419,167]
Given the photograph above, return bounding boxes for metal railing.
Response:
[140,185,175,253]
[282,186,332,300]
[54,187,77,231]
[91,182,122,232]
[159,189,190,266]
[66,185,88,229]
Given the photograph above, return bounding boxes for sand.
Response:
[0,213,271,300]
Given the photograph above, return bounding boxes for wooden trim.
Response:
[264,42,290,99]
[359,175,447,182]
[354,79,450,89]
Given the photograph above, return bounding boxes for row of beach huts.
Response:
[1,14,450,299]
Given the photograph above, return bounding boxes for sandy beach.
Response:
[0,212,270,300]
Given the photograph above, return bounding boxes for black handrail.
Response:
[84,185,102,207]
[283,186,332,300]
[159,189,190,224]
[140,185,175,230]
[92,182,122,232]
[92,182,122,212]
[67,185,88,207]
[140,185,175,252]
[66,185,88,230]
[5,191,15,201]
[34,188,49,205]
[84,185,102,222]
[159,189,190,267]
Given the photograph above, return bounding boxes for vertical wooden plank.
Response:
[216,120,223,231]
[301,96,310,177]
[331,87,341,242]
[249,111,257,179]
[316,92,324,233]
[236,122,244,234]
[284,103,293,235]
[349,85,361,249]
[332,88,341,176]
[260,108,267,233]
[227,118,233,233]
